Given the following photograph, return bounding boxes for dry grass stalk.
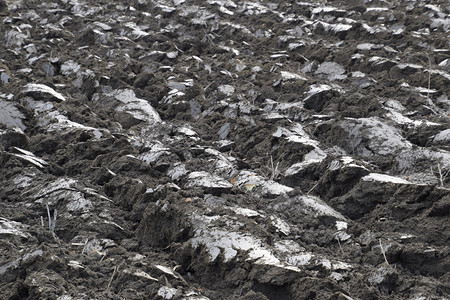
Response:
[379,239,391,267]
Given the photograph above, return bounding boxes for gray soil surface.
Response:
[1,0,450,299]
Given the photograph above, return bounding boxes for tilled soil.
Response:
[0,0,449,299]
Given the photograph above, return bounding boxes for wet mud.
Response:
[1,0,449,299]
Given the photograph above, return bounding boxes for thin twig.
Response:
[379,239,390,267]
[269,155,279,180]
[270,155,274,175]
[337,238,345,256]
[437,163,443,187]
[106,266,118,292]
[46,203,52,231]
[307,181,319,195]
[51,209,57,232]
[437,163,448,187]
[81,239,89,254]
[443,170,450,183]
[100,253,107,262]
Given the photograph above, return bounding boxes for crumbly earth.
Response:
[0,0,449,299]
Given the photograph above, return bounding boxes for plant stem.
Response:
[379,239,391,267]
